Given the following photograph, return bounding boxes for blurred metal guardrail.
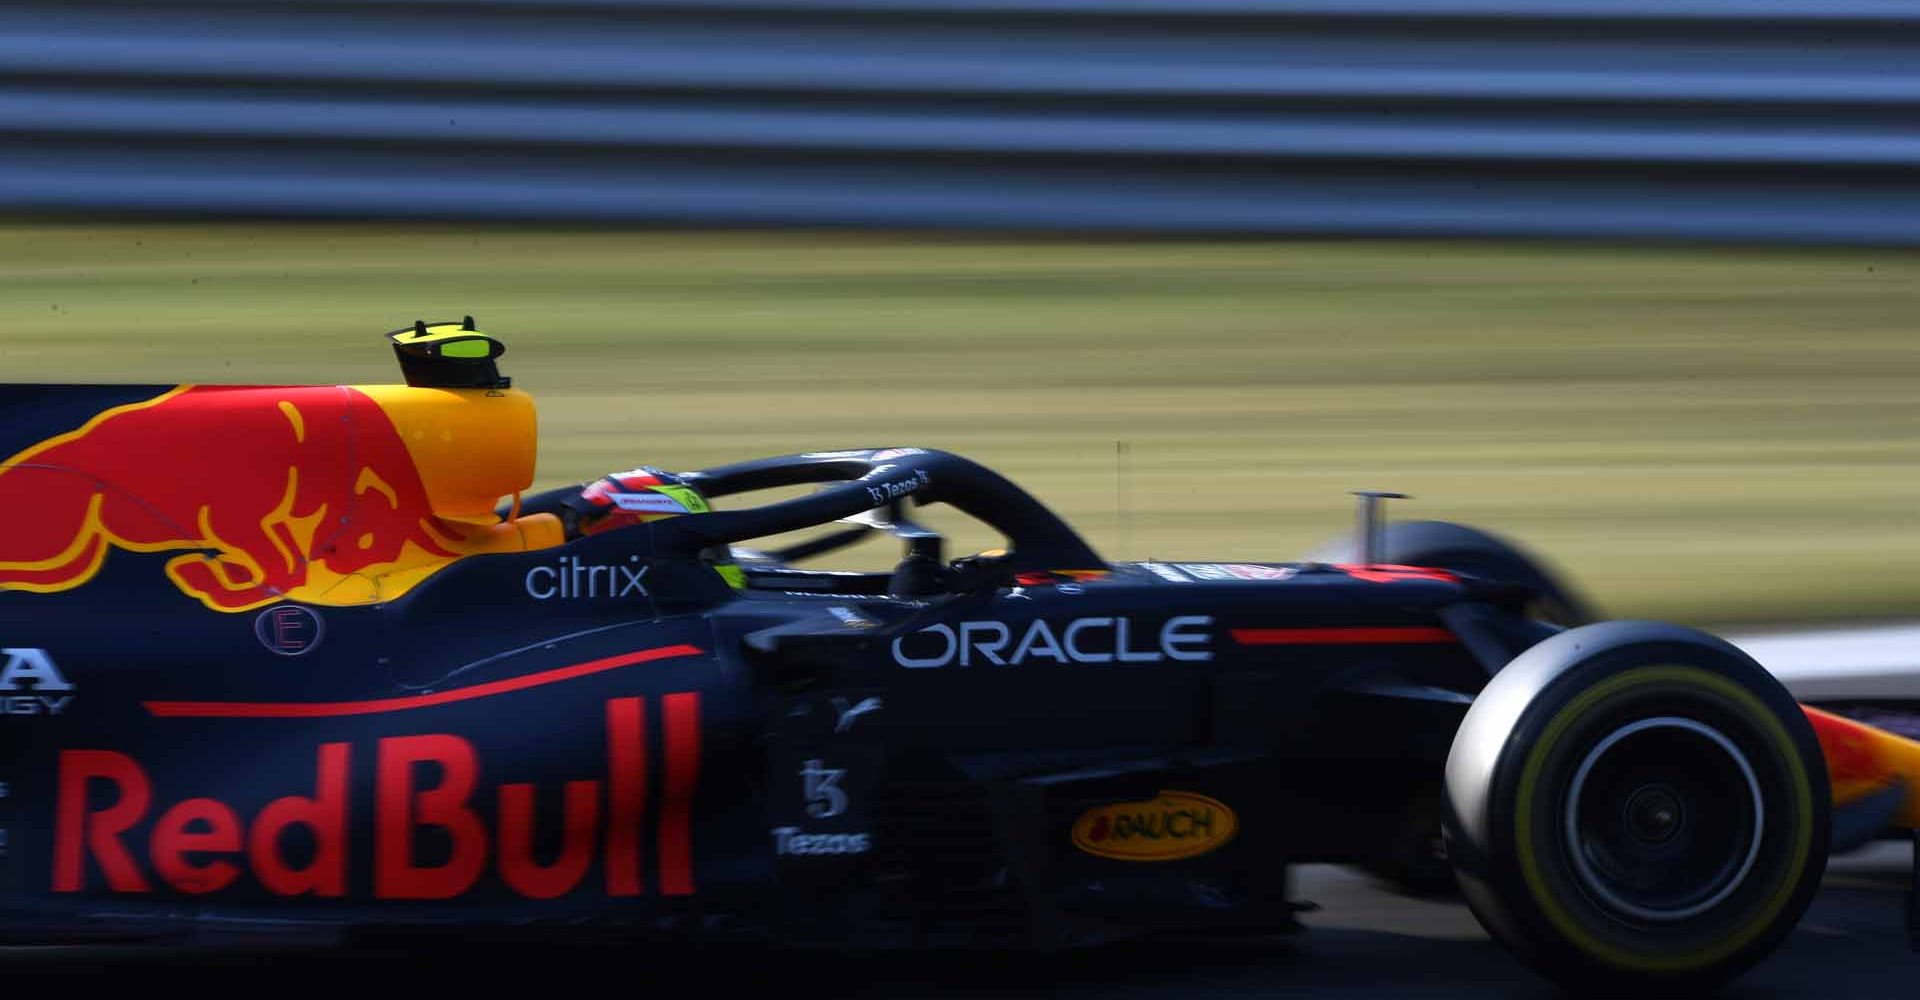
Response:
[7,0,1920,242]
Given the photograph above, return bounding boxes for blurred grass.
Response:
[5,222,1920,624]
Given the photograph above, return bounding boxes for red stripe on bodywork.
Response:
[143,644,705,718]
[1232,627,1457,645]
[1333,564,1459,584]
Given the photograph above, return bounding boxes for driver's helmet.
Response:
[565,467,710,535]
[562,468,744,587]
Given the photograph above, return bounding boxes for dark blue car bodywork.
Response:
[0,411,1555,947]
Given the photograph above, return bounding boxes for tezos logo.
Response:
[800,758,848,819]
[892,616,1213,668]
[772,757,873,857]
[771,826,871,857]
[0,648,74,716]
[525,556,651,601]
[864,469,931,507]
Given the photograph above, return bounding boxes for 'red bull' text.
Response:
[51,694,700,900]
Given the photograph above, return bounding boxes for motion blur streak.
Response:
[5,1,1920,241]
[6,227,1920,625]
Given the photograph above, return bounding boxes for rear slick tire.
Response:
[1444,621,1829,995]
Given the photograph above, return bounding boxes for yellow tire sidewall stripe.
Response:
[1512,664,1814,973]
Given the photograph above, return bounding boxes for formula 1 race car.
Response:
[1,323,1916,994]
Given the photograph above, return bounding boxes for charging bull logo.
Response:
[0,385,465,611]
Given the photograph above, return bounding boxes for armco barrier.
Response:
[5,0,1920,242]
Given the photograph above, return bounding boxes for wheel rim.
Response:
[1563,716,1766,922]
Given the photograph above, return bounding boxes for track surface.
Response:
[2,625,1916,994]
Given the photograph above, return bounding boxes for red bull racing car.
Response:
[1,322,1916,994]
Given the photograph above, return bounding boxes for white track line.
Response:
[1727,623,1920,701]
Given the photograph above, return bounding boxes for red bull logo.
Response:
[52,694,701,900]
[0,385,472,611]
